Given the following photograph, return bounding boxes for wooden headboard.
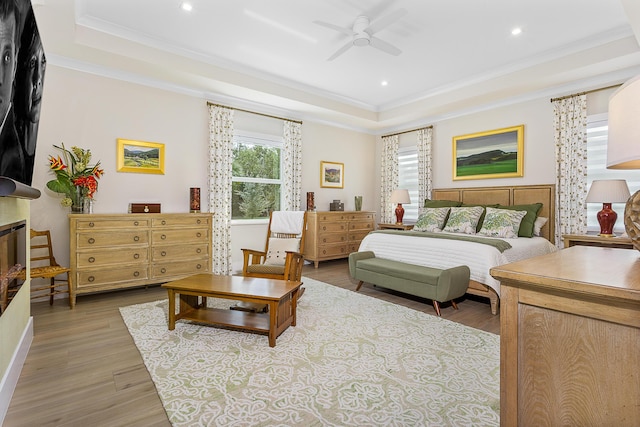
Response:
[432,184,556,244]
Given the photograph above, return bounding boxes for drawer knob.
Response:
[134,253,140,259]
[89,222,94,227]
[134,221,139,226]
[196,232,202,238]
[196,248,202,254]
[88,276,95,282]
[322,238,327,243]
[197,219,201,224]
[88,257,95,263]
[161,251,167,257]
[161,234,166,240]
[162,220,166,225]
[161,268,167,274]
[88,237,95,244]
[134,236,140,242]
[134,271,140,277]
[196,264,202,269]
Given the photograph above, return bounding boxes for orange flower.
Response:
[48,155,67,171]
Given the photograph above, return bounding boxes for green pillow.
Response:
[497,203,543,237]
[424,199,462,208]
[461,203,500,232]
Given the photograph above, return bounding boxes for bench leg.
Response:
[432,300,441,316]
[355,281,364,291]
[451,300,459,310]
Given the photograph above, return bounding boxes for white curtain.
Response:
[380,135,399,223]
[282,120,303,210]
[553,95,588,247]
[208,105,234,274]
[417,127,433,215]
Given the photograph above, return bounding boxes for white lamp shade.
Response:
[608,74,640,169]
[390,189,411,204]
[585,179,631,203]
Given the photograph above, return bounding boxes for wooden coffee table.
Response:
[161,274,302,347]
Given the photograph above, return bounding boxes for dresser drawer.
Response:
[317,213,348,221]
[152,259,209,279]
[346,213,374,221]
[152,229,208,244]
[349,230,371,242]
[318,233,347,244]
[76,247,149,268]
[77,265,149,289]
[76,231,150,248]
[318,222,347,233]
[349,221,374,231]
[152,243,209,261]
[318,244,348,258]
[75,219,150,230]
[152,216,210,227]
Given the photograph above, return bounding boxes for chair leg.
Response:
[432,300,441,316]
[50,278,55,305]
[355,281,364,291]
[451,300,459,310]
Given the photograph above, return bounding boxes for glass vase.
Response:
[70,187,84,213]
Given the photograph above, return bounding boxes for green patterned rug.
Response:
[119,277,500,426]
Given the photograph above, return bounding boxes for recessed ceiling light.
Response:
[381,81,388,86]
[511,27,522,36]
[180,2,193,12]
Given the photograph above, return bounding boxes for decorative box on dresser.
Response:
[490,246,640,427]
[304,211,375,268]
[69,213,212,305]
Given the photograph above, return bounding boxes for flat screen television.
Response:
[0,0,46,187]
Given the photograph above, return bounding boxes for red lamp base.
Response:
[395,204,405,224]
[597,202,618,237]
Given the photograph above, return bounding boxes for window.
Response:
[398,147,419,223]
[232,131,282,220]
[586,114,640,233]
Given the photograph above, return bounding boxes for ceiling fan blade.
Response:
[366,8,407,35]
[370,36,402,56]
[327,41,353,61]
[313,20,355,37]
[362,0,396,22]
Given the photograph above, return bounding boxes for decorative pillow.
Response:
[478,207,527,239]
[265,238,300,265]
[497,203,543,237]
[414,207,450,232]
[461,203,500,232]
[533,216,548,236]
[443,206,484,234]
[424,199,462,208]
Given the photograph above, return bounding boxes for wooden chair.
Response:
[233,211,307,312]
[17,229,74,308]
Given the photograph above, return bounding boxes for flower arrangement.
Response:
[47,143,104,208]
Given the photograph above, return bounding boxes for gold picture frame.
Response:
[116,139,165,174]
[452,125,524,180]
[320,161,344,188]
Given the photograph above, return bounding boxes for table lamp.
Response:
[608,74,640,251]
[390,189,411,224]
[585,180,630,236]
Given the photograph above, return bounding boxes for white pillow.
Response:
[414,207,450,232]
[265,238,300,265]
[533,216,548,236]
[443,206,484,235]
[478,207,527,239]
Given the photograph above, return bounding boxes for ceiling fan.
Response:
[314,8,407,61]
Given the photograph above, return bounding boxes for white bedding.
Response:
[358,231,558,297]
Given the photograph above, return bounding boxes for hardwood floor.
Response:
[4,259,499,426]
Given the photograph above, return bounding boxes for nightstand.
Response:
[378,223,414,230]
[562,233,633,249]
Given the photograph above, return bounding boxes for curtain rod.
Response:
[382,125,433,139]
[549,84,621,103]
[206,101,302,124]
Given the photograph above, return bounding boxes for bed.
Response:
[359,184,557,314]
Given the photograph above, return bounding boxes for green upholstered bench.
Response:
[348,251,470,316]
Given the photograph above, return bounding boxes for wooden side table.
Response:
[378,223,414,230]
[562,233,633,249]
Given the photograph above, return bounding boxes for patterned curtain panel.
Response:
[208,105,235,274]
[417,127,433,215]
[283,120,303,211]
[553,95,588,247]
[380,135,399,223]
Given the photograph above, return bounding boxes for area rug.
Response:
[119,277,500,426]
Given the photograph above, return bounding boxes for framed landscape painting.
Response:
[320,161,344,188]
[116,139,165,174]
[452,125,524,180]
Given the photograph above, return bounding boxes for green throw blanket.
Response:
[372,230,512,252]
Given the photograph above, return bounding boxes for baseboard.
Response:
[0,317,33,424]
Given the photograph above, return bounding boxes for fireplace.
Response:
[0,220,26,315]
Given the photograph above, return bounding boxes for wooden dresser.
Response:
[304,211,375,268]
[69,213,212,305]
[490,246,640,427]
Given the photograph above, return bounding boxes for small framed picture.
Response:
[320,161,344,188]
[452,125,524,180]
[116,139,165,174]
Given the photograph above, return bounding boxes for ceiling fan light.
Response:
[353,37,370,47]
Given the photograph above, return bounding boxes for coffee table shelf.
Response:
[178,303,270,332]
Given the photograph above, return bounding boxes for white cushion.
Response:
[264,238,300,265]
[533,216,548,236]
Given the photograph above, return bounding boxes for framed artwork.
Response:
[452,125,524,180]
[116,139,165,174]
[320,161,344,188]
